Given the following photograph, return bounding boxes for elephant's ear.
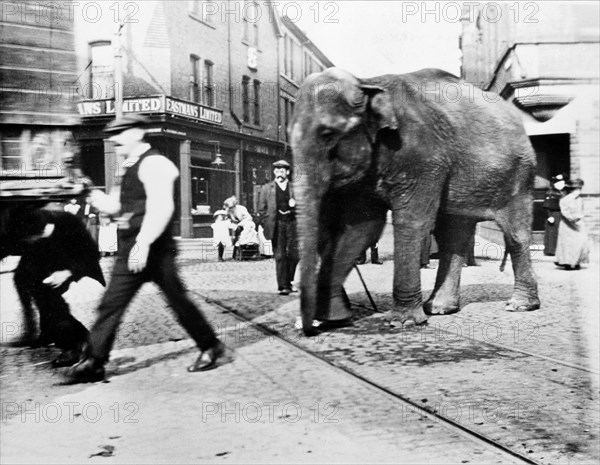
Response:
[360,85,402,151]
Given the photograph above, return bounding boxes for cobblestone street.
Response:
[1,227,599,464]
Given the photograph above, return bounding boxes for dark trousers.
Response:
[357,244,380,264]
[87,246,217,363]
[13,269,89,349]
[272,216,298,291]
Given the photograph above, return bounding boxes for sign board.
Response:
[77,96,223,125]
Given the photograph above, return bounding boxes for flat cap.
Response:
[272,159,291,169]
[213,209,227,217]
[104,114,151,134]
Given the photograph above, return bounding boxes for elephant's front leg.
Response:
[316,212,386,322]
[389,215,429,325]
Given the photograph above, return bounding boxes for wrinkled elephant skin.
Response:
[290,67,540,335]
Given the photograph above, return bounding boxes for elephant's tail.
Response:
[499,248,509,272]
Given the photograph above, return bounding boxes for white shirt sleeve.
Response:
[136,155,179,245]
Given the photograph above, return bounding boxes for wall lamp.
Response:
[208,140,225,166]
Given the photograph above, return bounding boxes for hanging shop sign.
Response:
[77,95,223,125]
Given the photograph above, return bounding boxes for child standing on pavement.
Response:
[211,210,232,261]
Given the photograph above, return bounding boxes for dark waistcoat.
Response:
[119,149,173,250]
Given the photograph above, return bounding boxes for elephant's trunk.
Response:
[296,153,330,336]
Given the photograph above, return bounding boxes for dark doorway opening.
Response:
[530,134,570,232]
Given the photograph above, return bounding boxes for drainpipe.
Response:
[113,22,124,119]
[228,0,243,199]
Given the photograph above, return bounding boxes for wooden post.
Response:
[179,140,193,238]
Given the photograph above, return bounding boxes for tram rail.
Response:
[193,290,551,465]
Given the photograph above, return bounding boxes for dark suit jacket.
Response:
[12,210,105,286]
[257,181,295,241]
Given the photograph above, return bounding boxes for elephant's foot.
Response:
[423,297,460,315]
[314,294,353,322]
[384,306,428,326]
[505,297,540,313]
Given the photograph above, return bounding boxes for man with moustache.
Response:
[258,160,298,295]
[66,114,232,383]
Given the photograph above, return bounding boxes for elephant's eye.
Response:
[318,126,337,139]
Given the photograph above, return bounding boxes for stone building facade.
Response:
[460,2,599,244]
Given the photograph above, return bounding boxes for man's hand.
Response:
[42,270,73,288]
[88,189,107,207]
[87,188,121,215]
[129,242,150,273]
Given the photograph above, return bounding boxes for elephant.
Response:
[290,67,540,336]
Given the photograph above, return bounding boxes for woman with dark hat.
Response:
[543,174,566,256]
[555,178,589,270]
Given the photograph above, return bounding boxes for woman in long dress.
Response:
[543,174,566,256]
[555,178,589,270]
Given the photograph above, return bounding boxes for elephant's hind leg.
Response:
[496,195,540,312]
[425,216,477,315]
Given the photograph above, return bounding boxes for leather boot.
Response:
[52,341,86,368]
[188,341,234,372]
[65,357,105,384]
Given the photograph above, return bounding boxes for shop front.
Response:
[76,95,285,238]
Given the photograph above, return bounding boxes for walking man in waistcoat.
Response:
[258,160,299,295]
[66,114,232,383]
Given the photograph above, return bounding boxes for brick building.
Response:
[72,1,332,238]
[0,1,80,189]
[460,2,600,244]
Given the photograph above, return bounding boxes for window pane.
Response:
[253,80,260,125]
[242,76,250,122]
[190,55,200,102]
[90,43,113,99]
[204,61,214,106]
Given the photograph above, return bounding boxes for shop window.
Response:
[1,129,22,171]
[191,168,209,207]
[190,146,236,218]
